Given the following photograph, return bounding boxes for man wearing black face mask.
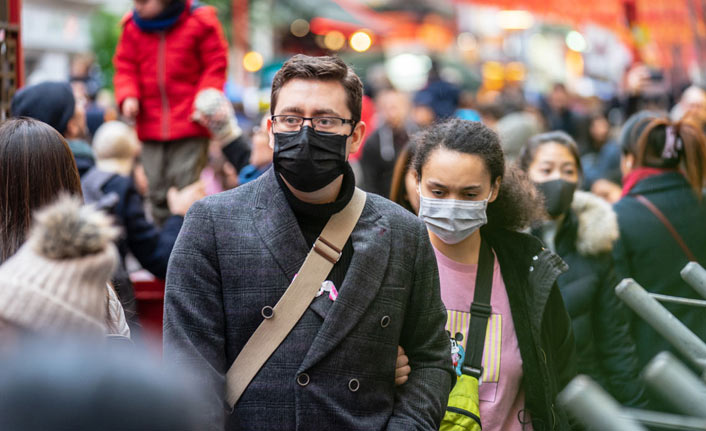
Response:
[163,55,453,431]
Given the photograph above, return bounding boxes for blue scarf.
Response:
[132,1,186,32]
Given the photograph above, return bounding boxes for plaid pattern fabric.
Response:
[163,169,453,431]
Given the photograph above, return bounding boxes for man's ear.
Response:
[267,117,274,150]
[346,121,366,157]
[489,176,502,203]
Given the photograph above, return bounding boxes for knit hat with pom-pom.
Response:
[0,195,119,336]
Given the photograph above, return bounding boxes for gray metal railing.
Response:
[561,262,706,430]
[642,351,706,418]
[558,375,647,431]
[682,262,706,300]
[615,278,706,371]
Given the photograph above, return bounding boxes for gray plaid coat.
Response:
[163,169,453,431]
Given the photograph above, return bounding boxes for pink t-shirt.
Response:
[434,247,531,431]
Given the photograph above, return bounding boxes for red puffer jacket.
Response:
[113,0,227,142]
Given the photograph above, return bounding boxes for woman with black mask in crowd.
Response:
[413,119,576,430]
[519,131,647,408]
[614,112,706,370]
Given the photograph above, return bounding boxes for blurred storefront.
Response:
[233,0,706,108]
[21,0,129,84]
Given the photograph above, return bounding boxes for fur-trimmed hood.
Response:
[571,190,619,256]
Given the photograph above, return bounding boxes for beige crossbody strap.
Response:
[224,187,367,409]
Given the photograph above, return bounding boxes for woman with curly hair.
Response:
[412,119,576,430]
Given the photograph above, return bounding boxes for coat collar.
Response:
[558,191,619,257]
[253,169,308,280]
[252,170,390,371]
[626,171,689,196]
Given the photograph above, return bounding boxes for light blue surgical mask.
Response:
[418,188,492,244]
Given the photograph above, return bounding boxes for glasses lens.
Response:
[312,117,343,132]
[275,116,303,132]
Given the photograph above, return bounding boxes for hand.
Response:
[167,180,206,216]
[192,88,242,145]
[122,97,139,119]
[395,345,411,386]
[591,179,623,204]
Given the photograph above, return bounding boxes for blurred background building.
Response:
[22,0,130,84]
[2,0,706,123]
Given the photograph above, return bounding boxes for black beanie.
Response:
[10,82,76,136]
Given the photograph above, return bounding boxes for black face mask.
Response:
[535,179,577,218]
[273,126,348,192]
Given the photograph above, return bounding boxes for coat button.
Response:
[348,378,360,392]
[532,255,539,261]
[261,306,274,319]
[529,266,534,272]
[296,373,310,387]
[380,315,391,328]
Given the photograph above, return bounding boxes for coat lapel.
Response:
[299,200,390,371]
[252,170,309,280]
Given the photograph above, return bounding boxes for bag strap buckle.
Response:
[313,235,342,264]
[461,365,483,379]
[470,302,492,318]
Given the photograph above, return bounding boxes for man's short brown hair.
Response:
[270,55,363,122]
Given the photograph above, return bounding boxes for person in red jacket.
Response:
[114,0,227,225]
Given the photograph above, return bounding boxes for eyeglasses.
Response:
[271,115,357,136]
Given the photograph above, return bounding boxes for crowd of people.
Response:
[0,0,706,430]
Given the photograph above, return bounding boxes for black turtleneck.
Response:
[275,164,356,301]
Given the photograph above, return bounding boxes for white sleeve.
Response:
[105,284,131,339]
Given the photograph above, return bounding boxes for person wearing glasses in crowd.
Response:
[163,55,453,431]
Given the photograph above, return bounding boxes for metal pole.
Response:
[682,262,706,300]
[623,408,706,430]
[642,351,706,418]
[650,293,706,307]
[558,375,647,431]
[615,279,706,371]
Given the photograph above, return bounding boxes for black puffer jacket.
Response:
[482,226,577,430]
[533,191,646,407]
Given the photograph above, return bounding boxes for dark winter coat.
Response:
[613,172,706,369]
[533,191,646,407]
[113,0,228,142]
[99,172,182,279]
[481,226,577,431]
[163,169,453,431]
[360,123,415,196]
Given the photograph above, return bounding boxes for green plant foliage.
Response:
[89,9,121,91]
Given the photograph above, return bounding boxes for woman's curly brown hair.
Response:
[412,118,544,231]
